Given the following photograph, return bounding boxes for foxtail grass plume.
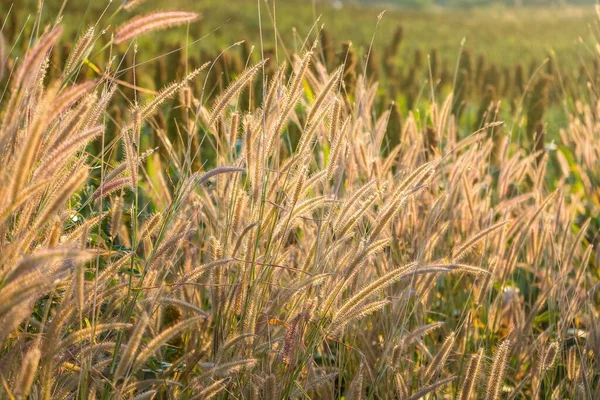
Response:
[115,11,200,44]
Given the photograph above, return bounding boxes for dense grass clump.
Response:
[0,1,598,399]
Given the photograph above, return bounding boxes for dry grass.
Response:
[0,3,598,400]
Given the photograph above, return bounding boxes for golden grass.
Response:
[0,2,598,399]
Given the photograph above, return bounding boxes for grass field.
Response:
[10,0,597,65]
[0,0,599,399]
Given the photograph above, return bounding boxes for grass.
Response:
[0,0,598,399]
[10,0,597,65]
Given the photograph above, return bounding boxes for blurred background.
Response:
[4,0,599,137]
[8,0,596,65]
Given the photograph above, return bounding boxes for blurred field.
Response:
[11,0,597,65]
[9,0,599,129]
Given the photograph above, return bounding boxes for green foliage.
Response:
[358,0,596,7]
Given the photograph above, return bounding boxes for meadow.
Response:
[0,0,598,399]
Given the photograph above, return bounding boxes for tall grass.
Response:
[0,2,597,399]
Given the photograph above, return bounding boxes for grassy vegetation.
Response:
[0,0,598,399]
[11,0,597,65]
[359,0,597,7]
